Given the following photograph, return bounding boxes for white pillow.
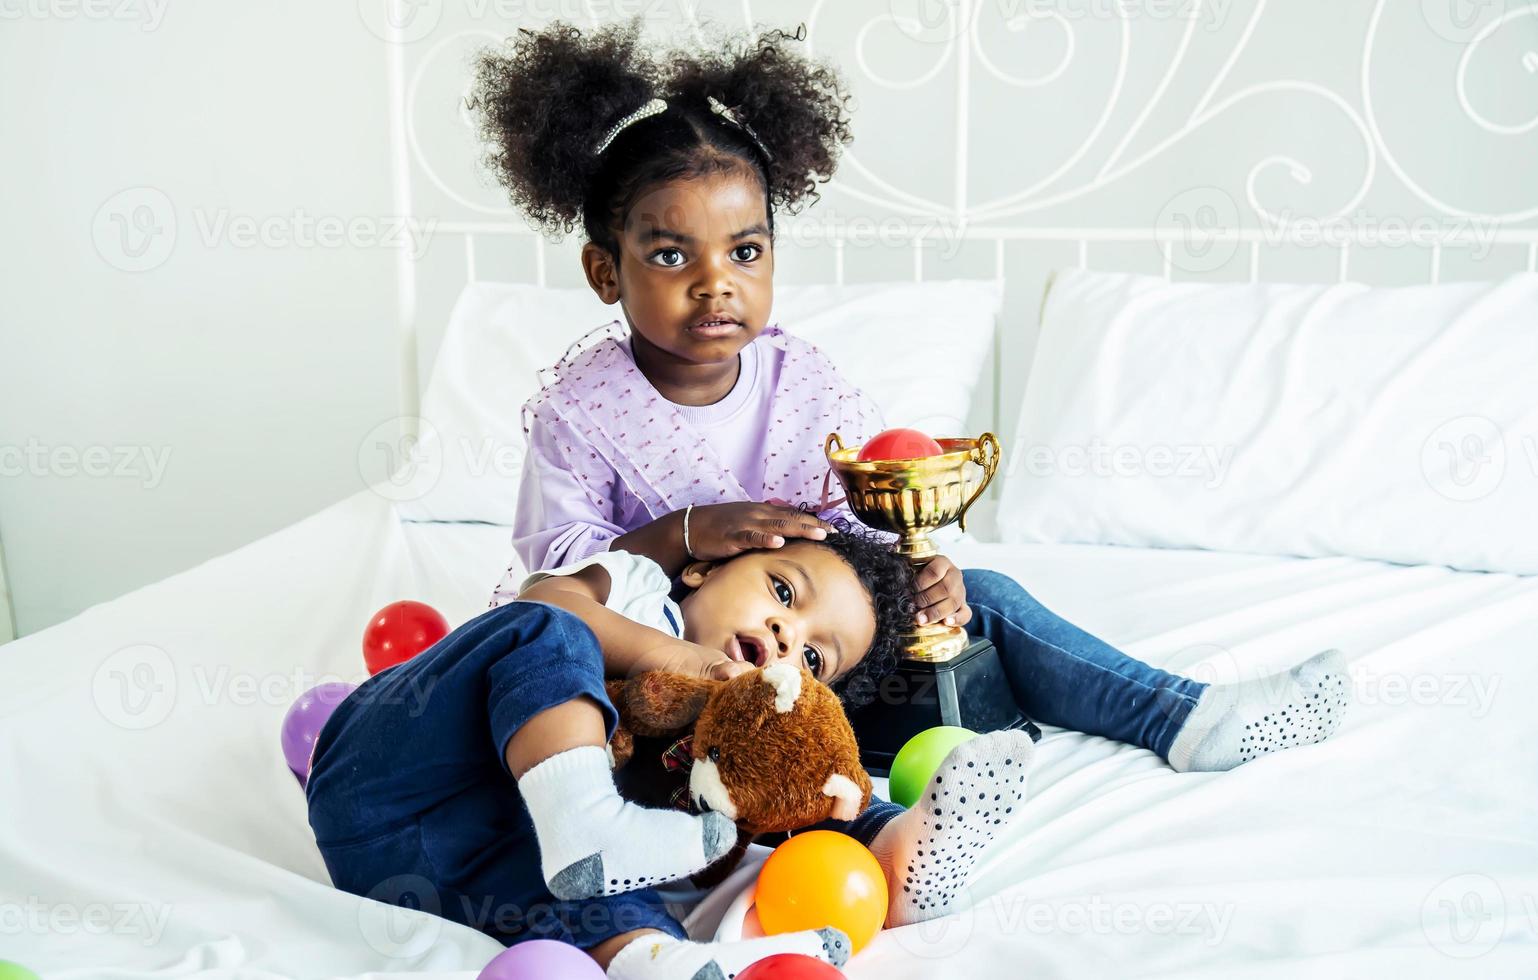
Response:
[385,285,613,523]
[997,268,1538,575]
[766,280,1001,436]
[396,279,1002,525]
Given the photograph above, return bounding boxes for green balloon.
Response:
[0,963,41,980]
[888,726,979,808]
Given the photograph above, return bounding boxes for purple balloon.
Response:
[477,940,604,980]
[280,681,358,785]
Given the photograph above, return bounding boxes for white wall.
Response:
[3,0,1535,637]
[1,2,402,634]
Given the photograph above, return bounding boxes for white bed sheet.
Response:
[2,489,1534,978]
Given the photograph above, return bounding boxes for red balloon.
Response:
[362,600,449,675]
[857,427,944,462]
[736,954,846,980]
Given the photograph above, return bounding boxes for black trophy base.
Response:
[846,638,1040,775]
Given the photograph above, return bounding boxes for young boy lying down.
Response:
[306,528,1035,978]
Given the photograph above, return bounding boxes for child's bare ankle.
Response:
[504,696,607,777]
[590,928,665,971]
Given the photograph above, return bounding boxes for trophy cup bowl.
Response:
[824,430,1033,772]
[824,431,1000,662]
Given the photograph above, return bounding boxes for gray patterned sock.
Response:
[1168,649,1351,772]
[518,746,736,900]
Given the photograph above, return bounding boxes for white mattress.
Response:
[2,489,1534,978]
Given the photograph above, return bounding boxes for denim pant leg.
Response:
[310,600,688,949]
[796,797,906,848]
[963,568,1206,758]
[316,820,687,950]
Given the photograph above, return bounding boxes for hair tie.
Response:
[592,96,667,156]
[707,95,774,163]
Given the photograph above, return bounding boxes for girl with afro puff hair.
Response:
[393,15,1344,974]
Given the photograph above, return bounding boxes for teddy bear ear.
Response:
[761,662,804,713]
[821,773,864,821]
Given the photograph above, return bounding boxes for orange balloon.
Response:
[755,831,887,954]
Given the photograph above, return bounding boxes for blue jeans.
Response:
[306,600,687,950]
[806,568,1214,843]
[963,568,1207,758]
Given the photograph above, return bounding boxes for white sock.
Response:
[1167,649,1350,773]
[518,746,737,900]
[869,729,1036,927]
[606,928,851,980]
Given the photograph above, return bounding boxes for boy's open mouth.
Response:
[728,632,769,667]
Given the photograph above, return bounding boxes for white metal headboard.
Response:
[380,0,1538,430]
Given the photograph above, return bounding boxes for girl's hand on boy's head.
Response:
[913,554,971,628]
[636,638,755,683]
[685,502,836,560]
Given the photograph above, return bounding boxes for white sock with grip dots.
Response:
[868,729,1036,928]
[518,746,737,900]
[1167,648,1351,772]
[606,927,851,980]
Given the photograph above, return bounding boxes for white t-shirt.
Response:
[502,549,685,639]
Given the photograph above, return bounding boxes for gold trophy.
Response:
[825,431,1035,771]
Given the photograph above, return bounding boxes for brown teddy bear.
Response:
[605,663,873,840]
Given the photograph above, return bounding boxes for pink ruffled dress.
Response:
[497,321,886,595]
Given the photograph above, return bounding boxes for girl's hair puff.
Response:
[467,19,659,243]
[467,18,854,258]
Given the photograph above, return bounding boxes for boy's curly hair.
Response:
[814,517,917,710]
[466,17,854,258]
[662,514,915,708]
